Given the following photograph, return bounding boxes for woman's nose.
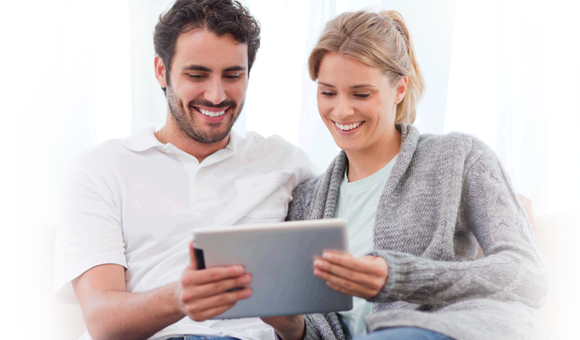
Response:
[334,96,354,120]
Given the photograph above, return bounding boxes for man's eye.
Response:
[187,74,205,79]
[321,91,336,97]
[224,74,242,80]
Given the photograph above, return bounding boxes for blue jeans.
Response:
[167,336,240,340]
[358,327,454,340]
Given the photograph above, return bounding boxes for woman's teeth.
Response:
[199,108,227,117]
[335,121,362,131]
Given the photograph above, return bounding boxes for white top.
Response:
[334,156,398,338]
[54,127,316,340]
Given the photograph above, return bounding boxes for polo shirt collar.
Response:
[122,126,240,154]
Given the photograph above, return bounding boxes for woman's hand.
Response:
[260,315,305,340]
[313,252,388,300]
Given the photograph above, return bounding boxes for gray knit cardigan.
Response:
[287,124,550,340]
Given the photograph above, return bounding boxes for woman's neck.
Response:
[345,127,401,182]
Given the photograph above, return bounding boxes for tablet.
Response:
[192,218,353,319]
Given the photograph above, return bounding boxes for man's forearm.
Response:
[81,282,184,340]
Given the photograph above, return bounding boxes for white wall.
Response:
[10,2,576,231]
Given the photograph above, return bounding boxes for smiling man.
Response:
[53,1,314,340]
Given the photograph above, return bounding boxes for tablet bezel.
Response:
[192,218,352,318]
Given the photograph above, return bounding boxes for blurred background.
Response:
[3,0,579,235]
[1,0,578,338]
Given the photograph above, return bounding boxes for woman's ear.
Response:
[395,76,408,104]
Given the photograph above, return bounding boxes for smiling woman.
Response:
[315,53,406,181]
[261,9,551,340]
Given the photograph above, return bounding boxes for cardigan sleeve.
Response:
[368,139,549,309]
[286,180,309,222]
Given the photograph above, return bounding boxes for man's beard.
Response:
[166,84,243,144]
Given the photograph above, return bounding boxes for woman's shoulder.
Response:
[413,128,494,164]
[287,176,321,221]
[292,174,325,204]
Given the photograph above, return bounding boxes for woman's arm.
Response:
[314,140,548,309]
[368,140,548,308]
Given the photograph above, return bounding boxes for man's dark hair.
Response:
[154,0,261,86]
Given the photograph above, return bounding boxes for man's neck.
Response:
[154,124,230,163]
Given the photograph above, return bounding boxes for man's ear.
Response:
[395,76,408,104]
[154,56,168,88]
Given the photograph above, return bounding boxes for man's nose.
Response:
[204,77,226,104]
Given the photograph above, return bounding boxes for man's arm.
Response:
[73,241,253,340]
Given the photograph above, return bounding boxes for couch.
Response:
[14,214,580,340]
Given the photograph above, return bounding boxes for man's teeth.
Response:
[335,122,362,131]
[199,108,227,117]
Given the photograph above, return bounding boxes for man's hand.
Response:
[260,315,305,340]
[518,194,536,233]
[313,252,388,300]
[176,241,253,321]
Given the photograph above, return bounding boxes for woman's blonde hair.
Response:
[308,10,425,124]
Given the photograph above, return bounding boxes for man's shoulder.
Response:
[68,137,140,177]
[242,131,304,152]
[239,131,311,164]
[236,131,316,183]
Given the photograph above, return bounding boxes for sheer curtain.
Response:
[3,0,579,338]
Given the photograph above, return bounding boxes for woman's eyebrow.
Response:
[318,82,375,89]
[318,81,335,88]
[350,84,375,89]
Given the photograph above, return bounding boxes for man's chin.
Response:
[186,124,232,144]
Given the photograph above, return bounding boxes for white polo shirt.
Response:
[54,127,316,340]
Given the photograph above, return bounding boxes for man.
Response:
[54,1,314,339]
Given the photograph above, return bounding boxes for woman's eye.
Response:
[321,91,336,97]
[354,93,370,98]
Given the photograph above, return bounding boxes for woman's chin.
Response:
[332,139,359,154]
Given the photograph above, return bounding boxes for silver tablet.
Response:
[192,218,353,319]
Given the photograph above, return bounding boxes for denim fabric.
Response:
[357,327,454,340]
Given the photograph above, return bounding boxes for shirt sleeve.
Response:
[53,162,127,304]
[368,140,549,309]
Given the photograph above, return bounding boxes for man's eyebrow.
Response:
[183,65,212,72]
[318,82,375,89]
[181,65,247,73]
[224,66,246,72]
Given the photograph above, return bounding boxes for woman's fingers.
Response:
[320,252,386,276]
[314,255,388,282]
[319,269,375,298]
[313,254,388,299]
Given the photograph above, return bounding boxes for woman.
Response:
[262,10,549,340]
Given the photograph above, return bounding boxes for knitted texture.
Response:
[288,124,550,340]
